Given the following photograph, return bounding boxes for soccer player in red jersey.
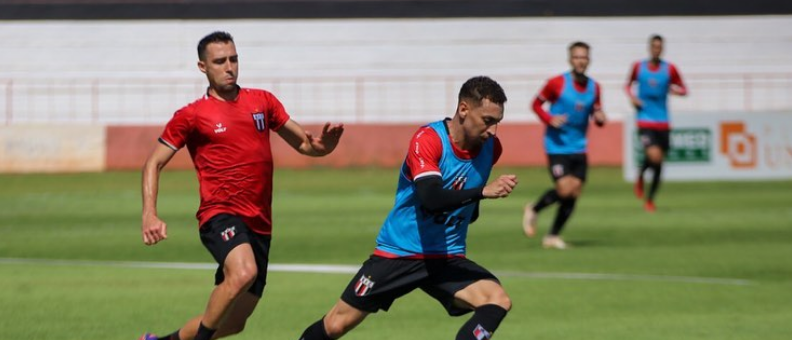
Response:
[522,42,606,249]
[625,35,687,212]
[138,31,344,340]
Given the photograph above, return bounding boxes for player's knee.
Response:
[323,315,353,338]
[488,288,512,311]
[556,184,578,199]
[555,185,572,198]
[227,266,258,292]
[492,294,512,312]
[646,149,664,163]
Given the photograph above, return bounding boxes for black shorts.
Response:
[340,256,500,317]
[638,128,670,152]
[547,153,588,182]
[199,214,271,297]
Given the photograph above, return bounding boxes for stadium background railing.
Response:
[3,72,791,126]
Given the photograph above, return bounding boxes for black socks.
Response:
[647,162,663,202]
[456,304,508,340]
[194,323,216,340]
[299,318,333,340]
[532,189,560,212]
[550,198,577,236]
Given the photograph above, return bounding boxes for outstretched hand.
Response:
[482,174,519,199]
[306,122,344,156]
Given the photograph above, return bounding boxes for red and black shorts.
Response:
[638,128,671,152]
[547,153,588,182]
[199,213,271,297]
[340,255,499,316]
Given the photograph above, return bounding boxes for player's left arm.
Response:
[669,64,688,96]
[592,82,606,127]
[277,120,345,157]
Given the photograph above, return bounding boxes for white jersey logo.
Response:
[214,123,227,134]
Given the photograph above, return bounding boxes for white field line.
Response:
[0,258,754,286]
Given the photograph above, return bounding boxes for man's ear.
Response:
[458,99,470,120]
[197,60,207,74]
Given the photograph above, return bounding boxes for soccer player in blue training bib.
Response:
[298,76,519,340]
[522,41,607,250]
[625,34,687,212]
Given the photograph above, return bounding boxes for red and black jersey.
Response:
[532,74,602,125]
[159,88,291,235]
[402,125,502,182]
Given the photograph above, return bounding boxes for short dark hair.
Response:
[198,31,234,61]
[650,34,664,43]
[458,76,507,107]
[568,41,590,52]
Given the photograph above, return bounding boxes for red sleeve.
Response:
[404,127,443,181]
[492,136,502,165]
[669,64,688,95]
[625,62,639,98]
[533,76,563,125]
[262,91,291,131]
[159,105,196,150]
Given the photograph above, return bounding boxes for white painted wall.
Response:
[1,16,791,124]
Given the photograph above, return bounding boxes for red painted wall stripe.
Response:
[105,122,623,170]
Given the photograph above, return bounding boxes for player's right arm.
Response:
[141,143,177,245]
[141,106,194,246]
[625,62,643,109]
[533,76,566,128]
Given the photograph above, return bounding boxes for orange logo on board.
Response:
[720,122,756,168]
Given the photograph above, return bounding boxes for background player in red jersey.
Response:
[522,42,606,249]
[625,35,687,212]
[139,31,344,340]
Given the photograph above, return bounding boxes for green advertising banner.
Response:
[624,113,792,181]
[633,128,711,164]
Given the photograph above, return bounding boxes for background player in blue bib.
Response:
[522,41,607,249]
[298,76,519,340]
[625,34,687,212]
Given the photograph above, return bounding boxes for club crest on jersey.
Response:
[220,226,237,242]
[252,113,266,132]
[649,78,659,88]
[451,176,468,190]
[214,123,227,134]
[575,101,585,112]
[354,275,375,297]
[473,324,492,340]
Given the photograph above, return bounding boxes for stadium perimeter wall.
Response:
[0,123,623,172]
[105,123,623,171]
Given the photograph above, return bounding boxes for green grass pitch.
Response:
[0,167,790,339]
